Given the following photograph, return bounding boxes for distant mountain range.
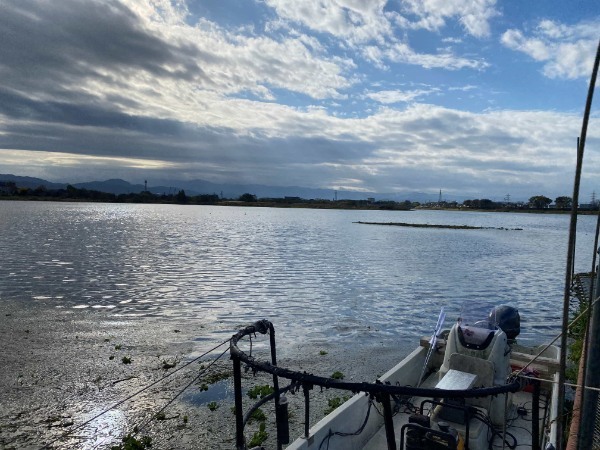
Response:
[0,173,461,203]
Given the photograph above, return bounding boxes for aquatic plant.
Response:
[207,401,219,411]
[247,384,274,399]
[162,360,176,369]
[110,434,152,450]
[249,408,266,423]
[248,422,268,447]
[202,370,230,384]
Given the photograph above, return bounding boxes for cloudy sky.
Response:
[1,0,599,200]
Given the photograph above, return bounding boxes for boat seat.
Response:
[439,322,512,425]
[448,353,494,410]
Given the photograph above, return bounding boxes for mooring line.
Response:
[135,345,230,434]
[39,338,230,449]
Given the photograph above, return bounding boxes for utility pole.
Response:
[438,190,442,203]
[504,194,511,204]
[144,180,147,192]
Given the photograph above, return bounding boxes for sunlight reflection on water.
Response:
[1,202,597,352]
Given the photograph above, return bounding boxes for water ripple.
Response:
[0,202,596,352]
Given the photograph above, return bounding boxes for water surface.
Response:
[1,201,596,355]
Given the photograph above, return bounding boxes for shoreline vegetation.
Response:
[355,221,523,230]
[1,182,598,214]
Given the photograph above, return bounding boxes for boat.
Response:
[230,309,560,450]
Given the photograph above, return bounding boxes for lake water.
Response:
[0,201,597,355]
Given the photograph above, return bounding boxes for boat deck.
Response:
[285,336,559,450]
[363,373,547,450]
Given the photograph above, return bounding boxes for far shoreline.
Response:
[2,197,598,215]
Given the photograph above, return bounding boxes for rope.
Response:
[135,346,230,433]
[39,338,230,449]
[518,374,600,393]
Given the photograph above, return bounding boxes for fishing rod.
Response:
[417,307,446,387]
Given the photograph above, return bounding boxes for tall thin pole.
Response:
[558,39,600,450]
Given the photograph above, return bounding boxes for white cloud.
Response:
[398,0,499,38]
[263,0,490,72]
[1,0,597,199]
[263,0,394,45]
[384,42,488,70]
[501,19,599,80]
[365,88,438,104]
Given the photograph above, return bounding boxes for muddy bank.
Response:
[0,301,403,449]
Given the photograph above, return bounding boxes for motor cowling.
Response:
[489,305,520,340]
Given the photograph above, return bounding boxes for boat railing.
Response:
[230,319,524,450]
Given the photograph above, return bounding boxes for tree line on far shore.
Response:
[0,180,594,211]
[461,195,576,210]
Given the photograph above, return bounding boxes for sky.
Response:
[0,0,599,201]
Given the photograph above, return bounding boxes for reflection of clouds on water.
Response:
[1,202,596,352]
[183,379,234,407]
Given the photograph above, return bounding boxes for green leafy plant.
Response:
[207,401,219,411]
[202,370,231,384]
[110,434,152,450]
[319,350,328,356]
[249,408,266,423]
[248,422,268,447]
[331,371,344,380]
[122,356,132,364]
[247,384,274,399]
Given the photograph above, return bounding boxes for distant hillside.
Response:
[0,174,66,190]
[0,173,454,202]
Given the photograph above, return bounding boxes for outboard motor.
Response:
[489,305,520,340]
